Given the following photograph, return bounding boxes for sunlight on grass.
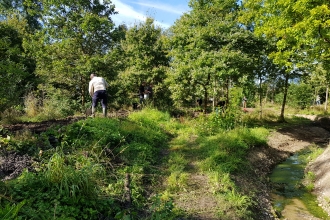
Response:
[0,108,279,219]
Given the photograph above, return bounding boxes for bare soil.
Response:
[1,113,330,219]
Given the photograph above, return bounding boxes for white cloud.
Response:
[111,0,172,28]
[131,1,188,15]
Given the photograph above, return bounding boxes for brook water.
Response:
[270,149,328,219]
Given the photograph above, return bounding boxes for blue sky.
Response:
[111,0,191,29]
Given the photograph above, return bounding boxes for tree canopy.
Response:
[168,0,267,111]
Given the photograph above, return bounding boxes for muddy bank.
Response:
[245,118,330,219]
[307,146,330,215]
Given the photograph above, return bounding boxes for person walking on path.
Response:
[89,73,109,117]
[242,96,247,110]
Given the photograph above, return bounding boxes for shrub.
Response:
[24,92,39,117]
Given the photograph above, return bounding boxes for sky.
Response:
[111,0,191,29]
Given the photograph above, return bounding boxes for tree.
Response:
[308,62,330,111]
[0,0,42,32]
[24,0,119,109]
[168,0,266,113]
[116,18,171,108]
[240,0,330,120]
[0,23,36,111]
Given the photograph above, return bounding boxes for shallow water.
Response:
[270,151,328,219]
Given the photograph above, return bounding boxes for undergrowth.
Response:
[0,108,271,219]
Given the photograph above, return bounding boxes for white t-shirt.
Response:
[89,76,109,96]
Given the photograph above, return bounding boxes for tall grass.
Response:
[1,108,272,219]
[45,151,103,199]
[21,90,75,122]
[24,92,39,117]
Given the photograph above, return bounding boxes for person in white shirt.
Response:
[88,73,109,117]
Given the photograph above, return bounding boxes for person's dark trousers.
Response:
[92,90,108,117]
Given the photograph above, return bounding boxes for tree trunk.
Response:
[225,78,230,106]
[279,73,289,122]
[325,85,328,112]
[80,76,86,108]
[203,88,208,114]
[259,75,263,119]
[212,79,216,112]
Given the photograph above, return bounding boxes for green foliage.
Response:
[0,130,45,156]
[24,92,39,117]
[21,89,76,121]
[225,189,253,219]
[61,118,124,150]
[1,108,273,219]
[161,112,268,219]
[287,83,314,109]
[23,0,120,110]
[0,107,23,124]
[115,18,171,109]
[304,171,315,192]
[6,167,116,219]
[0,22,36,112]
[148,194,183,220]
[44,151,103,197]
[167,0,266,110]
[239,0,330,121]
[167,171,189,192]
[0,200,26,220]
[199,127,268,173]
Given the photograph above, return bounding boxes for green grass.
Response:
[157,111,270,219]
[3,106,320,219]
[1,109,179,219]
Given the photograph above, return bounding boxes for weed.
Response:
[227,189,252,210]
[0,107,23,124]
[24,92,39,118]
[148,194,183,220]
[304,171,315,192]
[0,200,26,220]
[167,172,189,192]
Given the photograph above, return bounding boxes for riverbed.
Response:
[270,148,329,219]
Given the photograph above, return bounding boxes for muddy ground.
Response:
[1,114,330,219]
[247,116,330,219]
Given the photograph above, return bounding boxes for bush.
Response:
[286,83,314,109]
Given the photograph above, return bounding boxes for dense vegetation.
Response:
[0,108,274,219]
[0,0,329,119]
[0,0,329,219]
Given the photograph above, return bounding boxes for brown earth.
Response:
[172,115,330,219]
[247,116,330,220]
[1,113,330,219]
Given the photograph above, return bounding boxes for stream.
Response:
[270,149,329,219]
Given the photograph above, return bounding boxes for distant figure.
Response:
[242,96,247,109]
[147,83,153,100]
[197,98,202,107]
[217,100,226,113]
[316,95,321,105]
[139,82,146,104]
[144,87,149,100]
[89,73,109,117]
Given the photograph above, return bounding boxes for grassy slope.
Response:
[1,105,327,219]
